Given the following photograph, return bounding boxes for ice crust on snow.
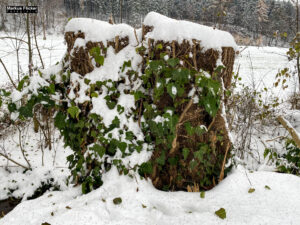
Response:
[144,12,238,51]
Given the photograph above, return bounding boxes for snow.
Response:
[1,17,300,225]
[144,12,238,51]
[234,46,296,101]
[171,86,177,95]
[0,32,66,87]
[65,18,138,46]
[1,166,300,225]
[0,124,72,200]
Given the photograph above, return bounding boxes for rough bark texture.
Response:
[64,32,129,76]
[142,25,236,191]
[64,22,236,192]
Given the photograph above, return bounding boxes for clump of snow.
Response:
[65,18,138,46]
[144,12,238,51]
[172,86,177,95]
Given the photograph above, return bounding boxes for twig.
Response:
[33,15,44,69]
[0,152,30,170]
[244,170,253,186]
[169,96,195,155]
[138,99,143,127]
[0,37,28,44]
[218,142,230,182]
[265,136,287,142]
[134,29,140,46]
[0,58,17,89]
[16,126,31,169]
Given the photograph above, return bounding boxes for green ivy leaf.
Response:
[8,103,17,112]
[113,197,122,205]
[156,43,163,50]
[48,83,55,94]
[194,150,203,161]
[67,106,80,119]
[156,151,166,166]
[167,58,179,67]
[138,162,153,175]
[54,112,66,130]
[215,208,226,219]
[118,142,127,153]
[91,92,98,98]
[19,105,33,118]
[189,160,197,170]
[182,148,190,160]
[200,191,205,198]
[248,188,255,193]
[92,144,106,158]
[167,83,176,100]
[122,60,131,72]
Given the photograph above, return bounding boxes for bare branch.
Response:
[0,58,17,89]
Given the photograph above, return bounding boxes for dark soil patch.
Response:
[0,198,21,218]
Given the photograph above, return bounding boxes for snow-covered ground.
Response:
[235,46,297,101]
[0,31,300,224]
[0,32,66,87]
[1,167,300,225]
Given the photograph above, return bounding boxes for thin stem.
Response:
[0,152,30,170]
[0,58,17,89]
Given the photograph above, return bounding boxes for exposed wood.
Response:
[115,35,119,53]
[277,115,300,148]
[218,142,230,182]
[169,96,195,156]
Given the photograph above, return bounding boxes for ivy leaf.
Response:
[19,105,33,118]
[167,83,176,100]
[215,208,226,219]
[182,148,190,160]
[113,197,122,205]
[118,142,127,153]
[167,58,179,67]
[48,83,55,94]
[138,162,153,176]
[156,151,166,166]
[248,188,255,193]
[54,112,66,130]
[67,106,80,119]
[156,43,163,50]
[194,150,203,161]
[200,191,205,199]
[8,103,17,112]
[122,60,131,72]
[172,68,189,84]
[91,92,98,98]
[92,144,106,158]
[189,160,197,170]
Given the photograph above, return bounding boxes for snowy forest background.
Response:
[0,0,299,46]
